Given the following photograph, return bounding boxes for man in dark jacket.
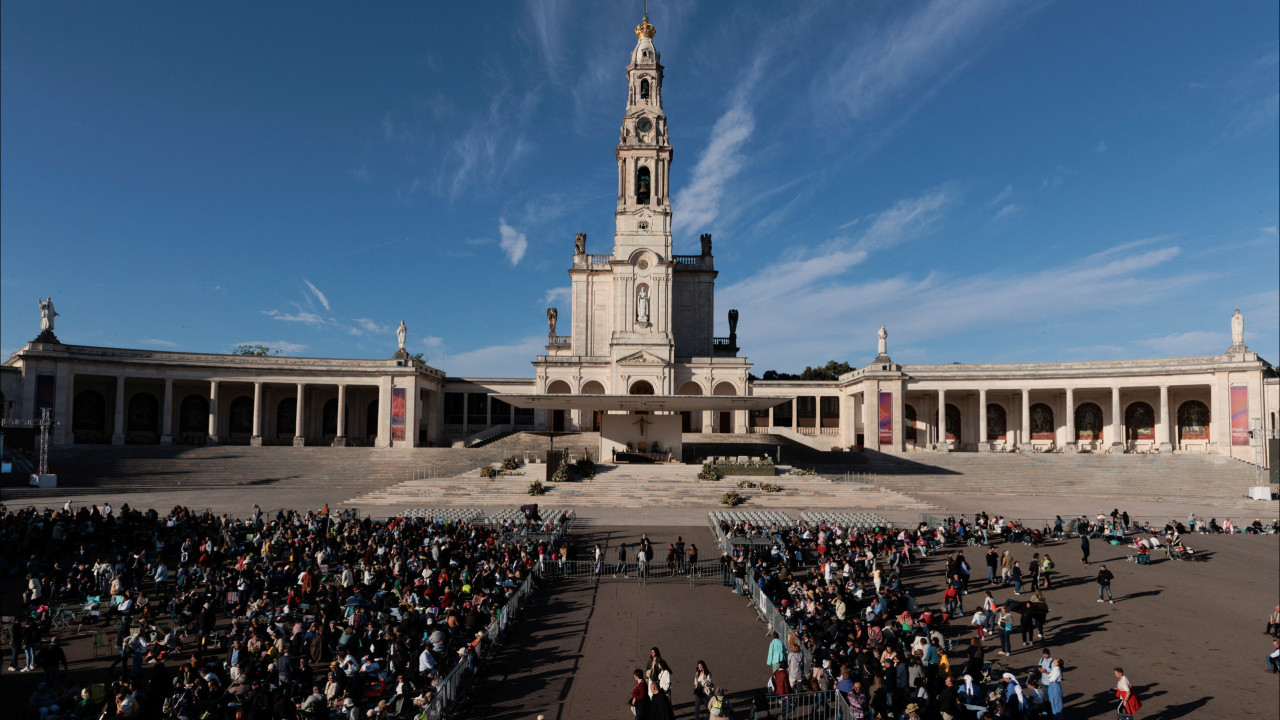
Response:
[1096,564,1115,603]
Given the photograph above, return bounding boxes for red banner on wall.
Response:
[878,392,893,446]
[1230,385,1249,446]
[391,387,406,442]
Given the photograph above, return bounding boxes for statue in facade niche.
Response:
[39,297,58,332]
[877,324,888,357]
[547,307,558,337]
[1231,308,1244,347]
[396,320,407,352]
[636,286,650,324]
[574,232,586,254]
[700,233,712,255]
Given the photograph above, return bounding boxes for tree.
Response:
[758,360,853,381]
[232,344,281,357]
[411,352,426,363]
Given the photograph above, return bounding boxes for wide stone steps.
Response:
[828,452,1262,506]
[344,463,942,511]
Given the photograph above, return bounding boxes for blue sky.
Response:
[3,1,1277,376]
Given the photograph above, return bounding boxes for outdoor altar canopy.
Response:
[493,394,789,463]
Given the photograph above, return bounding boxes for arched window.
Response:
[904,404,917,443]
[945,404,961,441]
[179,395,208,435]
[1030,403,1055,440]
[228,396,253,435]
[1177,400,1209,440]
[986,404,1007,440]
[581,381,607,395]
[629,380,655,395]
[546,380,572,395]
[1125,402,1155,441]
[1075,402,1103,441]
[636,166,651,205]
[639,79,650,100]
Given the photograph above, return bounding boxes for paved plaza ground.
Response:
[1,451,1277,718]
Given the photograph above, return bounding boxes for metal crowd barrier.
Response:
[548,559,726,585]
[758,690,850,720]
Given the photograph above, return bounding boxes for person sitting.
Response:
[1136,545,1150,565]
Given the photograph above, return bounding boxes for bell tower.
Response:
[613,11,673,260]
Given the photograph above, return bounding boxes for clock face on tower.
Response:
[636,116,653,134]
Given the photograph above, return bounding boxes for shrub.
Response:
[720,491,745,506]
[787,467,817,476]
[760,482,783,493]
[735,479,758,489]
[575,456,596,481]
[527,480,546,496]
[550,460,570,483]
[697,462,723,481]
[501,456,520,471]
[480,466,499,480]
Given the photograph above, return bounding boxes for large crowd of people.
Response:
[3,502,568,719]
[712,511,1194,719]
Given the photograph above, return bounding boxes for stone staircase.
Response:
[829,451,1265,508]
[344,462,943,512]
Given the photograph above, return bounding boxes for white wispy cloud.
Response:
[353,318,389,336]
[498,220,528,266]
[1262,226,1278,235]
[994,203,1021,220]
[819,0,1023,122]
[989,185,1013,206]
[720,189,1196,370]
[1095,140,1109,153]
[672,60,763,239]
[434,336,546,377]
[303,278,331,312]
[140,338,178,347]
[264,309,328,326]
[543,287,571,306]
[1138,330,1224,357]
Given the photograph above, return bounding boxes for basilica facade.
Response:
[3,15,1277,474]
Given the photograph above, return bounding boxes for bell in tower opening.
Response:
[640,79,650,100]
[636,166,651,205]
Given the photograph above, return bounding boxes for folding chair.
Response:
[92,631,112,656]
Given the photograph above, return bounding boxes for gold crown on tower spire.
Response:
[635,14,656,39]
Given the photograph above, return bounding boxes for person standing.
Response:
[1000,550,1014,584]
[985,546,999,585]
[1043,658,1064,720]
[1096,564,1115,603]
[1080,534,1091,565]
[692,660,714,720]
[1011,561,1023,595]
[615,543,628,578]
[630,669,647,718]
[1114,667,1141,716]
[1040,554,1055,589]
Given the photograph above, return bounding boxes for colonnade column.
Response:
[251,381,264,446]
[208,381,220,446]
[791,399,798,431]
[863,390,876,450]
[160,378,174,446]
[936,389,947,450]
[1110,387,1121,450]
[112,375,126,445]
[335,384,348,446]
[1020,389,1031,452]
[978,389,989,450]
[293,383,306,447]
[1064,387,1075,452]
[1158,385,1171,453]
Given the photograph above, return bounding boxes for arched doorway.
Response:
[546,380,571,432]
[276,398,297,443]
[713,382,736,433]
[322,398,339,439]
[629,380,656,395]
[1177,400,1209,443]
[73,390,107,444]
[581,381,606,430]
[178,395,209,443]
[904,404,917,443]
[1075,402,1103,443]
[228,396,253,439]
[945,404,961,443]
[986,404,1007,441]
[365,400,379,445]
[127,393,159,443]
[678,381,703,432]
[1030,403,1055,440]
[1125,402,1155,443]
